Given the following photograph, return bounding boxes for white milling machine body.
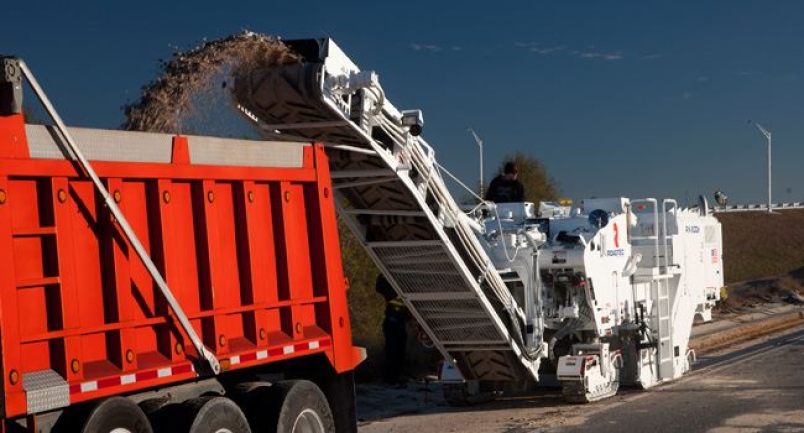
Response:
[232,37,724,403]
[480,198,724,400]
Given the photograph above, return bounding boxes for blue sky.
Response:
[4,1,804,206]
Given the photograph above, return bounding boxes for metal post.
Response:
[768,132,772,214]
[750,121,772,214]
[468,128,484,199]
[480,140,484,199]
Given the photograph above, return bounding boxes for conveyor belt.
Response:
[234,38,541,383]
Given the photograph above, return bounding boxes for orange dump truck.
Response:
[0,56,364,432]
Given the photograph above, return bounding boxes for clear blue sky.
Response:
[4,1,804,206]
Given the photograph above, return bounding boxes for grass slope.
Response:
[719,209,804,284]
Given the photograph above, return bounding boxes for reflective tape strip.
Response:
[121,374,136,385]
[228,338,331,366]
[80,382,97,393]
[69,363,196,396]
[68,338,329,396]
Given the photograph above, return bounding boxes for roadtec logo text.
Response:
[606,249,625,257]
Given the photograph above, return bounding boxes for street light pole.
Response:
[468,128,484,199]
[750,120,772,214]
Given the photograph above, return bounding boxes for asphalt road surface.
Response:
[359,327,804,433]
[554,329,804,433]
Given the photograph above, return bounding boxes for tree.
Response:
[490,152,560,204]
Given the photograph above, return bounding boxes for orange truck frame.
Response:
[0,56,364,432]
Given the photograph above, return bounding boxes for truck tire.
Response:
[265,380,335,433]
[319,371,357,433]
[183,396,251,433]
[74,396,153,433]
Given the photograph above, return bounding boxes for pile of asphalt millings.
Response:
[122,31,300,135]
[716,271,804,316]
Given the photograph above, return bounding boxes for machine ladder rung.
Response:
[654,277,675,380]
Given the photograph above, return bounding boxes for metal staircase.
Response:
[654,278,674,380]
[630,199,678,381]
[234,38,541,383]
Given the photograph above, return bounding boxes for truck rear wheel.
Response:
[152,396,250,433]
[183,396,251,433]
[266,380,335,433]
[71,396,153,433]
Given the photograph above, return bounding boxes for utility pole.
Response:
[468,128,484,199]
[749,120,772,214]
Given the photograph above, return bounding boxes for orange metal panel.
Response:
[239,181,280,348]
[10,179,53,375]
[272,181,315,344]
[196,180,223,354]
[0,176,24,416]
[0,114,29,159]
[308,145,356,371]
[52,177,84,383]
[154,179,179,361]
[206,182,245,351]
[279,182,315,300]
[67,181,107,365]
[0,129,359,418]
[234,181,256,345]
[170,136,190,165]
[157,179,201,361]
[107,178,146,372]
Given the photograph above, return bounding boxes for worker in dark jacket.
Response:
[375,274,408,386]
[485,161,525,203]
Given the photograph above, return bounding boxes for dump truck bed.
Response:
[0,124,359,418]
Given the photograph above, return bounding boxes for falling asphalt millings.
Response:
[122,31,300,134]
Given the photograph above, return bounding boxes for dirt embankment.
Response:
[714,209,804,316]
[719,209,804,284]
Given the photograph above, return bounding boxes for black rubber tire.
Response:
[80,396,153,433]
[152,396,250,433]
[185,396,251,433]
[262,380,335,433]
[319,371,357,433]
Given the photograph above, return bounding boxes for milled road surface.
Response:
[554,329,804,433]
[358,325,804,433]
